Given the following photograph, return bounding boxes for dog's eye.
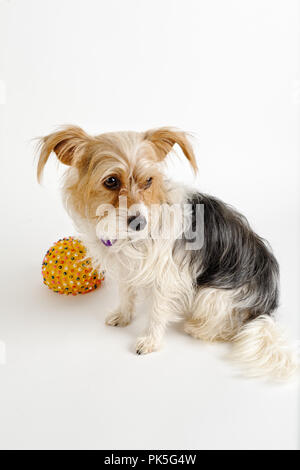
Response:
[144,177,153,189]
[103,176,120,190]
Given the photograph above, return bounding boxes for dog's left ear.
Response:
[37,125,93,182]
[144,127,197,173]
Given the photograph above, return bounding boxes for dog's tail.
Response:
[230,315,299,380]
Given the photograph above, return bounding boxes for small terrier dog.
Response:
[37,126,298,379]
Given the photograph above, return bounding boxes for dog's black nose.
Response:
[127,214,147,231]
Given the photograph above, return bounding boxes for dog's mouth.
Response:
[100,238,117,247]
[96,217,149,246]
[99,230,147,246]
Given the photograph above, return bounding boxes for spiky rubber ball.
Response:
[42,237,104,295]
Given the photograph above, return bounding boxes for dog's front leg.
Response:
[106,283,136,327]
[135,287,175,355]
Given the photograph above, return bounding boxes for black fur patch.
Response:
[183,193,279,317]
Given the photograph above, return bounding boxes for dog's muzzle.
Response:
[127,214,147,232]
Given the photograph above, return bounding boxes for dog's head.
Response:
[37,126,197,241]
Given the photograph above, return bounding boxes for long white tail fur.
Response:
[231,315,299,380]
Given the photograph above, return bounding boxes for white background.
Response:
[0,0,299,450]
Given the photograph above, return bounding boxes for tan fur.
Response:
[37,125,94,180]
[37,126,197,221]
[145,127,197,172]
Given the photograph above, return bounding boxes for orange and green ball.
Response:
[42,237,104,295]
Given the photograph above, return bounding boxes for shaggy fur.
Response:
[37,125,298,379]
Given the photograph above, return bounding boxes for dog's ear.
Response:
[144,127,197,173]
[37,125,93,182]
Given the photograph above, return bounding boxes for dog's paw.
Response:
[135,336,160,355]
[105,310,132,327]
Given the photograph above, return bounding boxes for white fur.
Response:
[73,183,299,380]
[230,316,299,380]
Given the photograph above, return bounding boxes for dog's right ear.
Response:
[37,125,93,182]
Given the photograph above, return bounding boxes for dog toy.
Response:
[42,237,104,295]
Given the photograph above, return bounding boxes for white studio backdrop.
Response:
[0,0,299,450]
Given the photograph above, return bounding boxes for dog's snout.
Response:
[127,214,147,231]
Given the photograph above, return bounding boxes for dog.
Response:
[37,125,298,379]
